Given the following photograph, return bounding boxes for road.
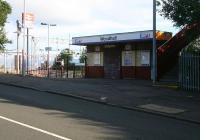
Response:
[0,84,199,140]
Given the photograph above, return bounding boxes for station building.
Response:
[72,30,172,80]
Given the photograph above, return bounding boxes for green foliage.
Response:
[0,29,8,50]
[52,49,73,69]
[0,0,12,26]
[157,0,200,27]
[185,36,200,53]
[0,0,12,49]
[79,49,87,63]
[60,49,72,61]
[158,0,200,51]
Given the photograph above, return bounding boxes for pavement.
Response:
[0,74,200,125]
[1,84,200,140]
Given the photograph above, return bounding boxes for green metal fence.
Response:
[179,51,200,92]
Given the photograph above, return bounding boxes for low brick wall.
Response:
[87,66,151,80]
[121,66,135,78]
[122,66,151,80]
[86,66,104,78]
[135,67,151,80]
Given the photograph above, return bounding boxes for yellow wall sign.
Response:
[156,31,172,41]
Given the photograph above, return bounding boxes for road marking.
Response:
[0,115,72,140]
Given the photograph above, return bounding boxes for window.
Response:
[124,51,133,66]
[141,51,150,66]
[94,53,101,65]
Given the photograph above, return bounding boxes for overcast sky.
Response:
[5,0,179,52]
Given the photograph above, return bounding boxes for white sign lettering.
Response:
[100,36,117,42]
[140,33,151,39]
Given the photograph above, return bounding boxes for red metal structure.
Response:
[157,24,200,80]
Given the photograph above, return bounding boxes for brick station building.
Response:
[72,30,172,80]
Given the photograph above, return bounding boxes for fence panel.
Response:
[179,51,200,92]
[28,65,86,79]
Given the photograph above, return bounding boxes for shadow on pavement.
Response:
[0,84,200,140]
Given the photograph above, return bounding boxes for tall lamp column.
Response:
[41,22,56,78]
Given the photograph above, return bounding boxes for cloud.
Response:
[5,0,178,52]
[6,0,174,28]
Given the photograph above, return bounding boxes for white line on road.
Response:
[0,115,72,140]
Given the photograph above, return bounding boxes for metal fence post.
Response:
[66,57,68,78]
[73,64,75,78]
[196,53,200,91]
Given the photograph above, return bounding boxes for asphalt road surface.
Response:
[0,84,199,140]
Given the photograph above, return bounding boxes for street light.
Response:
[22,0,26,76]
[14,20,22,74]
[41,22,56,78]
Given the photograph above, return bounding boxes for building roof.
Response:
[72,30,172,46]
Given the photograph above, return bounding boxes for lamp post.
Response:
[22,0,26,76]
[15,20,22,74]
[152,0,157,84]
[41,22,56,78]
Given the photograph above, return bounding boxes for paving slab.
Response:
[0,74,200,124]
[138,104,186,114]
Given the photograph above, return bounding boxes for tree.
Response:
[52,49,73,69]
[0,0,12,50]
[157,0,200,27]
[157,0,200,51]
[185,37,200,53]
[79,48,86,63]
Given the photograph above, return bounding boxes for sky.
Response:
[2,0,180,69]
